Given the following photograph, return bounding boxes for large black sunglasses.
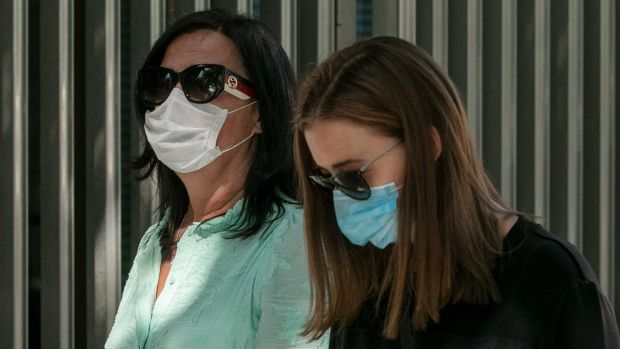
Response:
[308,141,402,200]
[137,64,256,108]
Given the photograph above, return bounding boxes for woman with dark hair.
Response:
[293,36,619,348]
[106,9,327,348]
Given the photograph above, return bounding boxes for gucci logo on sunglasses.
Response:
[137,64,256,108]
[308,141,402,200]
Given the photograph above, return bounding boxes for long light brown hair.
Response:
[293,37,513,339]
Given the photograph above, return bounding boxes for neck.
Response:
[177,144,253,223]
[496,212,518,238]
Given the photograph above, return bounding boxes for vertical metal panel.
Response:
[151,0,167,44]
[134,0,162,260]
[105,0,122,333]
[58,0,75,346]
[237,0,253,16]
[432,0,448,68]
[448,2,467,97]
[581,0,615,300]
[210,0,236,13]
[85,0,121,346]
[500,0,517,208]
[615,0,620,317]
[129,0,159,282]
[582,0,603,283]
[467,0,483,155]
[373,0,398,37]
[448,1,482,146]
[534,0,551,222]
[566,0,584,247]
[416,0,432,54]
[515,0,550,221]
[295,1,318,75]
[398,0,416,43]
[280,0,297,69]
[598,0,616,300]
[481,1,504,200]
[170,0,199,20]
[0,0,29,348]
[256,0,297,72]
[236,0,247,15]
[516,0,536,216]
[195,0,210,11]
[39,0,75,347]
[415,0,447,67]
[317,0,335,62]
[11,0,29,345]
[549,0,569,240]
[336,0,356,50]
[448,0,482,154]
[200,0,258,17]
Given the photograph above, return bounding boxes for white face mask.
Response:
[144,88,257,173]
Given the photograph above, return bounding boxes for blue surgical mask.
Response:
[333,182,399,248]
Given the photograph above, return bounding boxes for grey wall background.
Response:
[1,0,618,347]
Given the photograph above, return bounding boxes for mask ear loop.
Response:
[219,99,260,153]
[228,100,257,114]
[389,185,402,194]
[220,132,256,153]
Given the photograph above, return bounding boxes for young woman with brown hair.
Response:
[293,36,619,348]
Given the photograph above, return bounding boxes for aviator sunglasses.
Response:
[137,64,256,108]
[309,141,402,200]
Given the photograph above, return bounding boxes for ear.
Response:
[431,126,442,161]
[251,120,262,135]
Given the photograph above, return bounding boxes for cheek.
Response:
[365,166,405,187]
[215,110,257,146]
[394,162,406,187]
[392,150,407,187]
[366,151,406,187]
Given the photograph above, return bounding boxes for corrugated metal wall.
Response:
[0,0,617,347]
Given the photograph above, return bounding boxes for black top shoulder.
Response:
[524,220,597,281]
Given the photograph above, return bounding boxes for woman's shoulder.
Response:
[504,217,598,287]
[257,201,306,255]
[262,199,303,231]
[136,220,164,251]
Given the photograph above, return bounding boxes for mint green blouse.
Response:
[105,201,329,348]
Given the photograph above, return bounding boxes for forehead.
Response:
[303,118,393,169]
[160,29,246,76]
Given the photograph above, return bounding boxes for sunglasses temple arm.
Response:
[360,141,402,172]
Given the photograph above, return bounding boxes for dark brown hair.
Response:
[293,36,513,339]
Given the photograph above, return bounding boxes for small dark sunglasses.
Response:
[137,64,256,108]
[308,141,402,200]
